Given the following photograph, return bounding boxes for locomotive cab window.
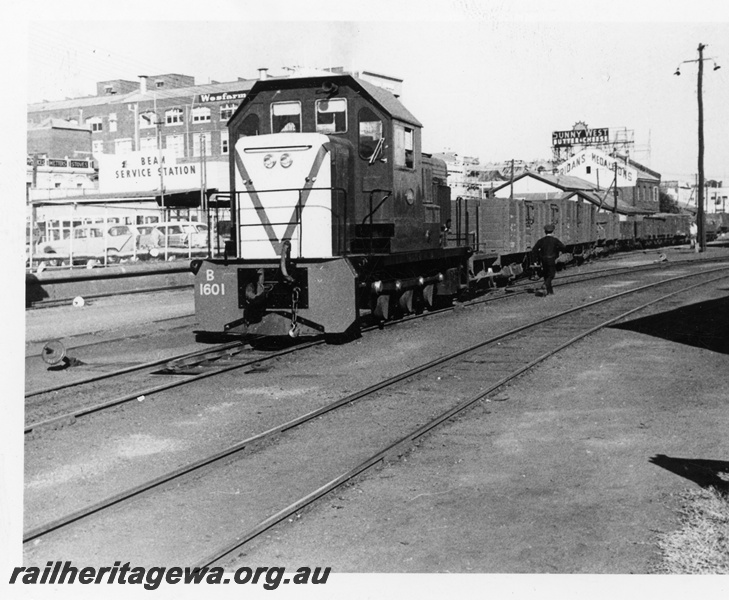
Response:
[271,101,301,133]
[358,107,384,161]
[394,124,414,169]
[316,98,347,133]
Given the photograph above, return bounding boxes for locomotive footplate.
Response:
[193,258,358,338]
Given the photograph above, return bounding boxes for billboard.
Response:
[552,127,609,147]
[98,151,200,194]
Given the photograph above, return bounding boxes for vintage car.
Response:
[41,223,138,257]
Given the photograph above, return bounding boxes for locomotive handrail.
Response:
[362,188,393,255]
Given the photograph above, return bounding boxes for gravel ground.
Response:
[7,245,729,598]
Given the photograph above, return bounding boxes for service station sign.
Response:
[98,151,200,194]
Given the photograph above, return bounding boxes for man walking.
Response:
[532,224,566,296]
[689,220,698,253]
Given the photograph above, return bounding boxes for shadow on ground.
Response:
[610,295,729,355]
[649,454,729,494]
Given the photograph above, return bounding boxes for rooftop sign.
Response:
[27,156,92,169]
[552,127,609,147]
[195,90,247,103]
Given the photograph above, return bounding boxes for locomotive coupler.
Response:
[289,286,301,337]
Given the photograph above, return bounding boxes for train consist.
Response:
[191,73,690,340]
[450,195,691,282]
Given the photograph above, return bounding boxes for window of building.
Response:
[92,140,104,155]
[104,86,113,94]
[165,108,183,126]
[140,111,157,129]
[193,132,212,157]
[271,101,301,133]
[166,134,185,158]
[191,106,211,123]
[220,103,236,120]
[115,138,133,154]
[316,98,347,134]
[358,107,383,161]
[86,117,103,132]
[220,130,229,155]
[108,113,117,133]
[140,136,158,151]
[586,166,592,174]
[394,124,414,168]
[156,80,164,88]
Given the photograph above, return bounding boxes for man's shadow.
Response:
[649,454,729,494]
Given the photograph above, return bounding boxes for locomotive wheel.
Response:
[422,284,435,308]
[398,289,414,314]
[372,294,390,321]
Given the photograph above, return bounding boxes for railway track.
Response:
[24,339,322,433]
[24,313,196,360]
[24,255,727,433]
[22,263,729,567]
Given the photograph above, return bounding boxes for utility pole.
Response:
[697,43,706,252]
[675,43,721,252]
[154,92,166,221]
[613,161,618,213]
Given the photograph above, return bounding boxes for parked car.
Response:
[155,221,211,248]
[41,223,138,257]
[136,224,165,249]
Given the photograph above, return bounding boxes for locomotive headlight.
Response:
[263,154,276,169]
[280,153,293,168]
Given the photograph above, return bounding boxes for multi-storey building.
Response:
[27,71,258,193]
[27,119,96,198]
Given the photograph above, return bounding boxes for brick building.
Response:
[27,72,255,182]
[26,119,96,199]
[556,148,660,214]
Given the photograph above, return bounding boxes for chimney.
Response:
[139,75,148,94]
[258,68,268,80]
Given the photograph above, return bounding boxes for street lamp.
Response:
[674,44,721,252]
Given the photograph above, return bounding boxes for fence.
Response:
[26,204,231,273]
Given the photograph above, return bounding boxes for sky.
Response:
[19,1,729,184]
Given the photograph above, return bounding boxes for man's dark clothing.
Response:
[532,234,566,294]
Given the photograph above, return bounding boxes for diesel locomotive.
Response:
[191,72,690,341]
[192,73,467,339]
